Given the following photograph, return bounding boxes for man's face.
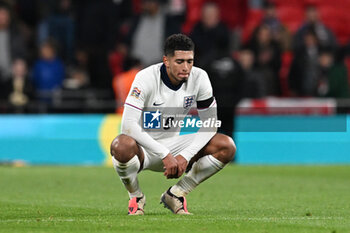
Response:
[202,4,220,29]
[319,53,333,68]
[163,50,194,85]
[238,50,254,70]
[257,26,271,44]
[265,6,276,19]
[40,44,55,60]
[12,59,27,77]
[143,0,159,15]
[0,8,10,29]
[306,7,318,24]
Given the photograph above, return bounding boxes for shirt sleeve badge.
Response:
[131,87,141,98]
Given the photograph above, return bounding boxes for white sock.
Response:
[170,155,225,197]
[112,156,143,199]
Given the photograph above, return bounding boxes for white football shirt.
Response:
[124,63,213,140]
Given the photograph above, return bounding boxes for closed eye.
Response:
[176,59,194,64]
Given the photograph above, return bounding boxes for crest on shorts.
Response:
[183,95,195,109]
[131,87,141,98]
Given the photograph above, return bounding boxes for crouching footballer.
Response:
[110,34,236,215]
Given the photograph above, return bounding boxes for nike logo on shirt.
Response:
[153,102,164,106]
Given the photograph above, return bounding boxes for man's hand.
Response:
[175,155,188,178]
[162,153,178,179]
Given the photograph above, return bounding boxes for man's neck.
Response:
[166,68,180,86]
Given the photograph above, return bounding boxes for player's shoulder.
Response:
[132,63,162,90]
[190,65,210,80]
[135,63,162,80]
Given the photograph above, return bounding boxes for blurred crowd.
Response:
[0,0,350,114]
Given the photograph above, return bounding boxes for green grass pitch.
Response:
[1,165,350,233]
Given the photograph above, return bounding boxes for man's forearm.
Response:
[122,105,170,159]
[179,99,218,161]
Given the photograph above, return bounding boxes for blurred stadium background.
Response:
[1,0,350,166]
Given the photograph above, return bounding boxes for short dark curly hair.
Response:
[164,34,195,56]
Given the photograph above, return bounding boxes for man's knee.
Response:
[110,134,138,163]
[216,135,236,164]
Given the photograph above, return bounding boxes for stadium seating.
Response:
[182,0,204,34]
[272,1,350,45]
[183,0,350,97]
[276,6,304,33]
[241,9,263,43]
[279,52,294,96]
[305,0,350,7]
[182,0,248,33]
[184,0,350,45]
[318,6,350,45]
[242,0,350,45]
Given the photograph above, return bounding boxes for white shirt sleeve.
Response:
[121,105,170,159]
[122,71,170,159]
[196,70,213,101]
[124,72,148,110]
[179,99,217,161]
